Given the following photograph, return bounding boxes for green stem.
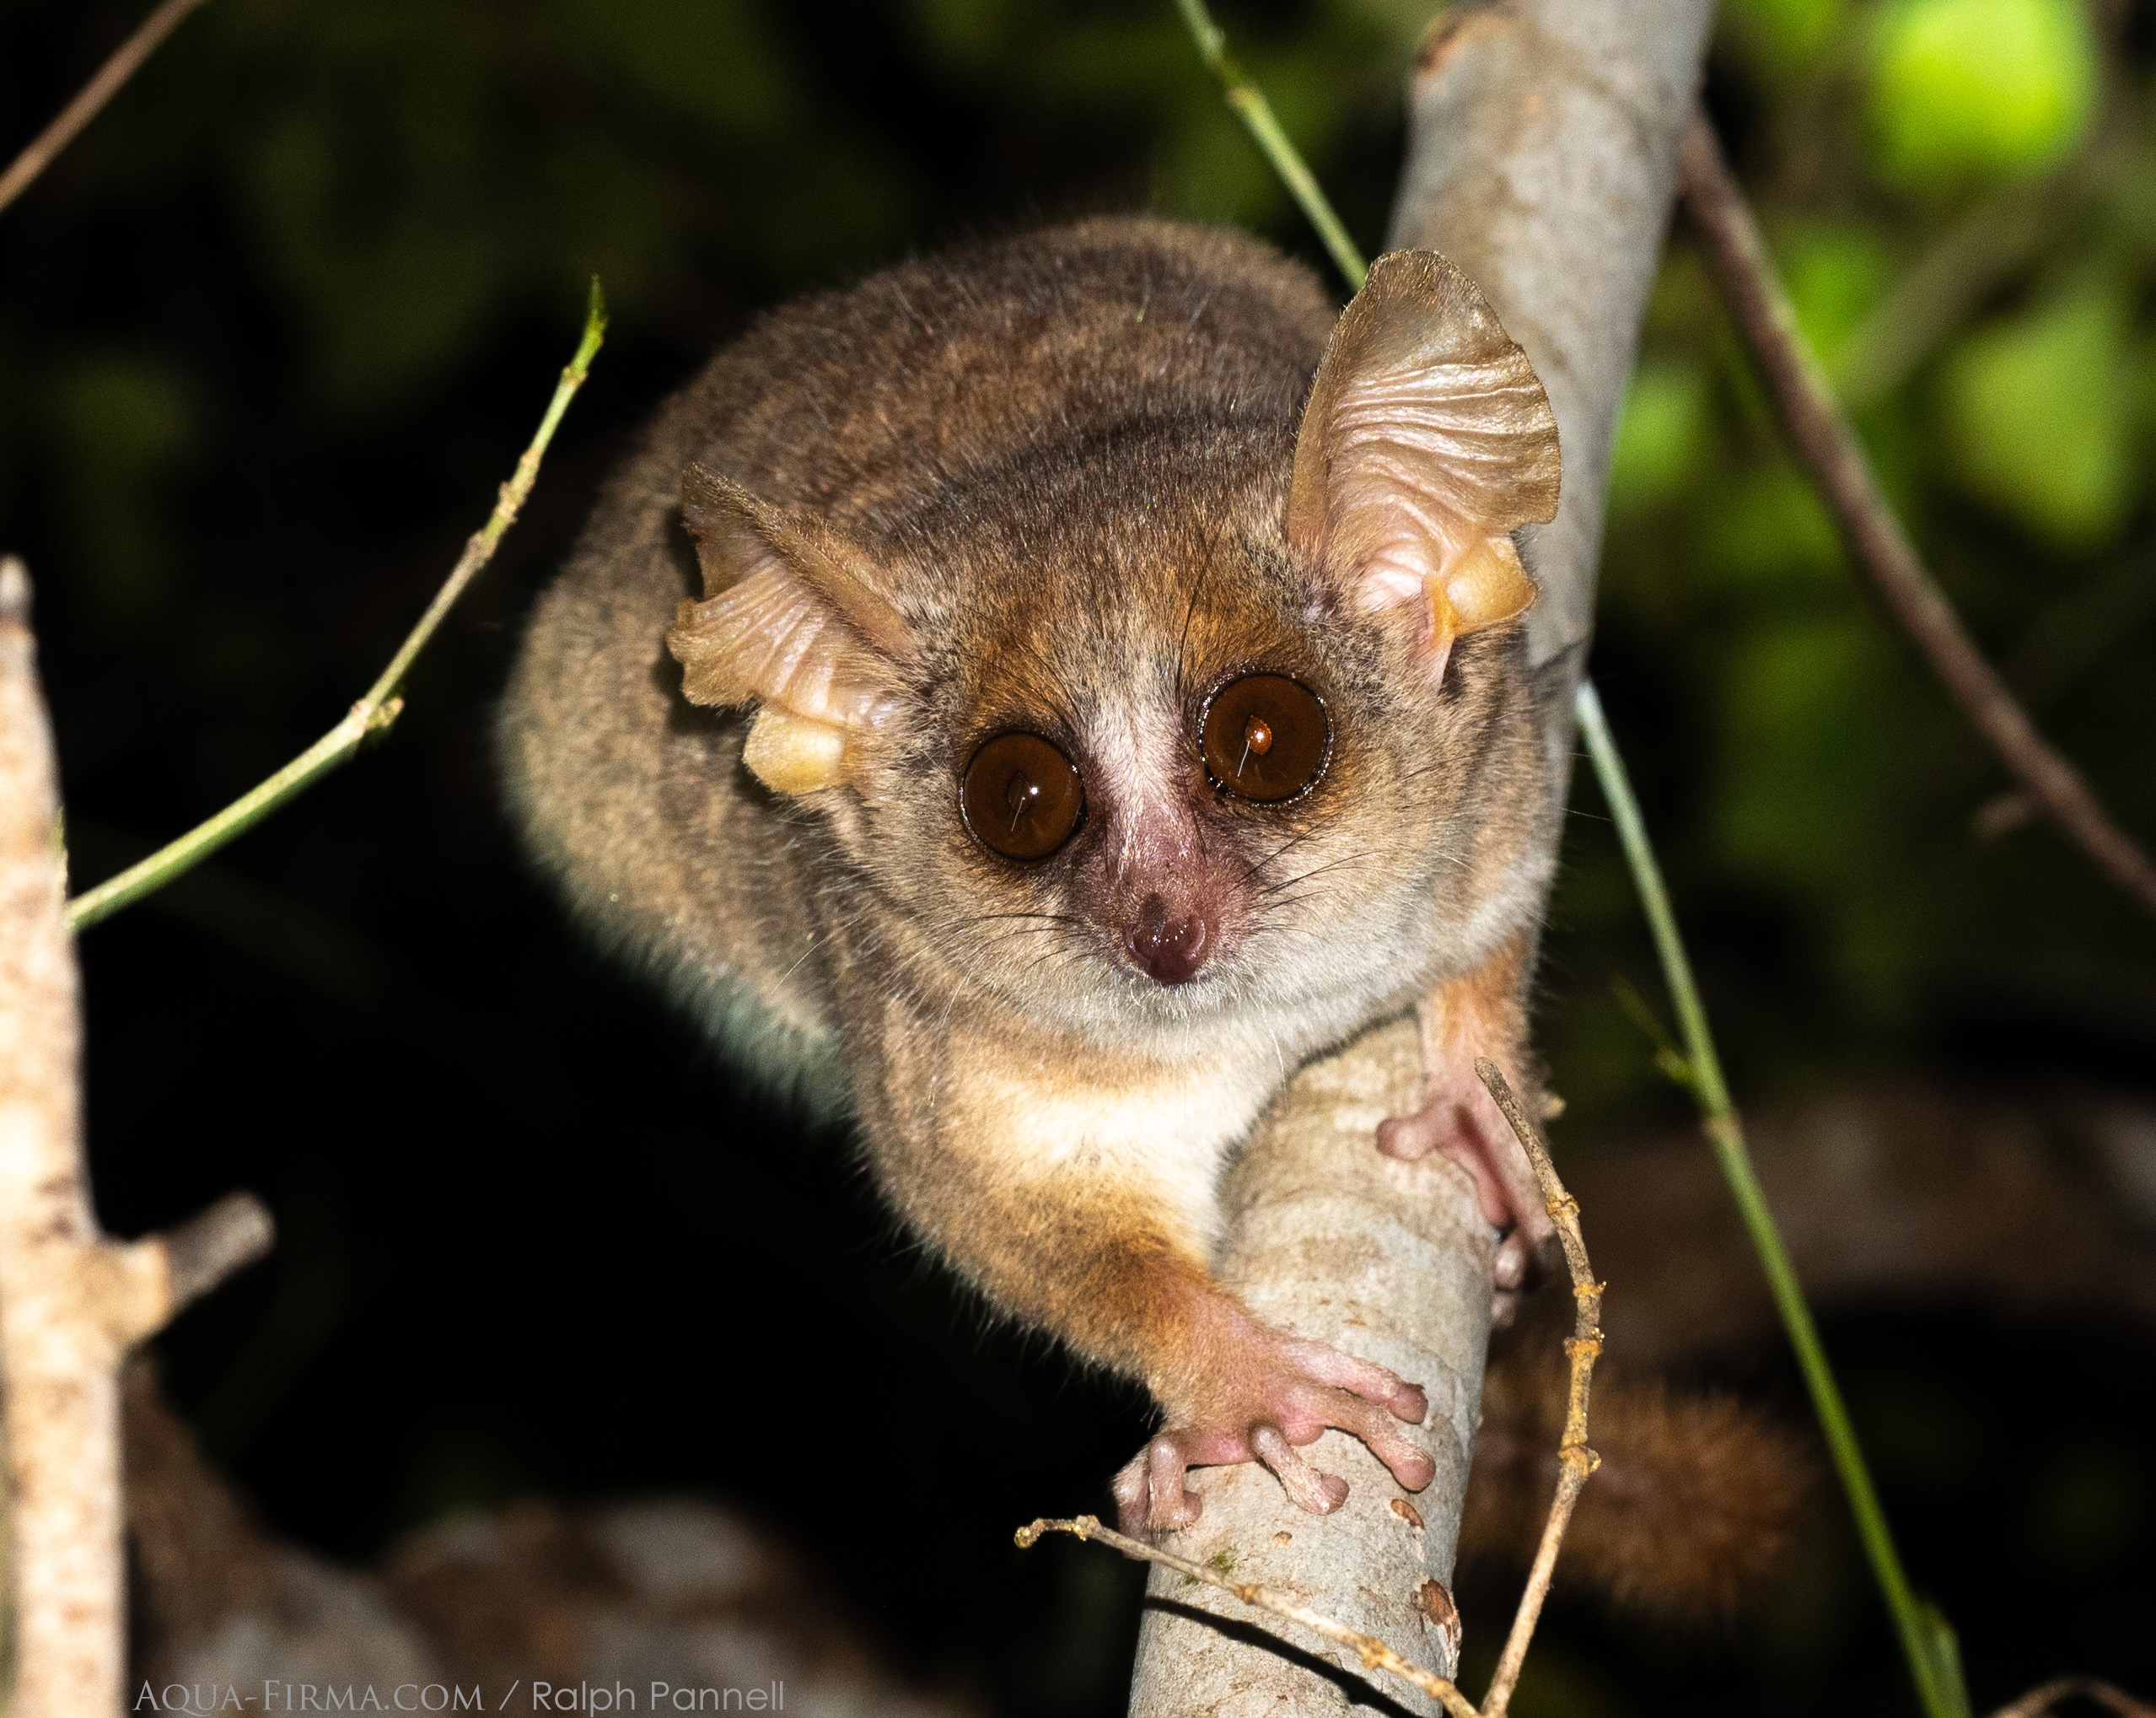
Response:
[64,279,610,934]
[1574,680,1965,1718]
[1170,0,1369,291]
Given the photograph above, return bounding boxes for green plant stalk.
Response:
[1574,681,1965,1718]
[1167,5,1965,1710]
[64,280,610,934]
[1171,0,1369,292]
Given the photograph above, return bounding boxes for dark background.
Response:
[3,0,2153,1712]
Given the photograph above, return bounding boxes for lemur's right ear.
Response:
[667,464,912,794]
[1287,250,1560,684]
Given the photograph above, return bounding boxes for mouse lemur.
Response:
[502,216,1562,1529]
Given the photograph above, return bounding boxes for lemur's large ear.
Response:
[667,464,912,795]
[1288,250,1560,683]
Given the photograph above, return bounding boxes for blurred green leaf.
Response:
[1712,612,1952,1010]
[1938,278,2132,547]
[230,12,515,414]
[1609,358,1709,517]
[1702,465,1845,591]
[1868,0,2097,191]
[908,0,1015,72]
[1716,615,1895,892]
[51,354,194,618]
[1160,107,1293,228]
[1326,0,1452,54]
[1729,0,1852,77]
[2023,1440,2151,1571]
[1033,16,1199,106]
[540,0,798,134]
[1778,223,1895,359]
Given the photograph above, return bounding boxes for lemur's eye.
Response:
[1201,675,1330,803]
[962,732,1084,860]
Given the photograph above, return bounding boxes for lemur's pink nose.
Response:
[1125,894,1209,985]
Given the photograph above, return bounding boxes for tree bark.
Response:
[1126,1020,1489,1717]
[0,561,273,1718]
[1126,4,1716,1710]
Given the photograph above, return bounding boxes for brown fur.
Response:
[1460,1352,1810,1618]
[501,218,1561,1532]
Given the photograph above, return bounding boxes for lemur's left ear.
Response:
[1287,250,1560,683]
[667,463,913,795]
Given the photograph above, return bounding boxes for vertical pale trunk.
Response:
[0,560,131,1718]
[1126,4,1718,1710]
[0,562,272,1717]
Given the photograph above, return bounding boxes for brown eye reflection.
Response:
[1201,675,1329,803]
[961,732,1084,860]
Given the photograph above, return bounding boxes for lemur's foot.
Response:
[1113,1314,1433,1534]
[1377,1058,1551,1299]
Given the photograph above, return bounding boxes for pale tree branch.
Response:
[1032,1056,1603,1718]
[1123,1018,1497,1714]
[1677,112,2156,920]
[0,0,213,218]
[0,557,274,1718]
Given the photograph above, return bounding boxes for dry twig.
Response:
[1989,1678,2156,1718]
[0,557,274,1718]
[1018,1514,1481,1718]
[0,0,212,217]
[1472,1059,1601,1718]
[1677,112,2156,920]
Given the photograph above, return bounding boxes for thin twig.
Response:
[1015,1515,1481,1718]
[1472,1059,1601,1718]
[1678,111,2156,921]
[1988,1677,2156,1718]
[1170,0,1369,291]
[0,0,212,218]
[1575,679,1970,1718]
[64,281,609,933]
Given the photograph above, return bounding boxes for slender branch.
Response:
[1988,1677,2156,1718]
[1019,1515,1481,1718]
[1169,0,1369,291]
[158,1191,276,1315]
[1677,112,2156,920]
[64,282,608,934]
[0,0,212,218]
[1472,1060,1601,1718]
[1574,678,1968,1718]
